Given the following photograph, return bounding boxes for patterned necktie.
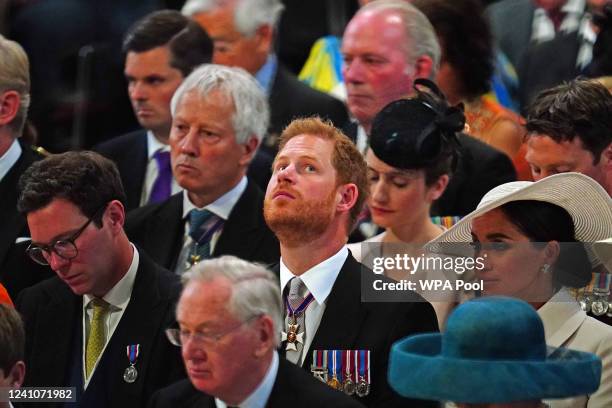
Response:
[149,150,172,204]
[85,298,110,379]
[187,209,224,267]
[285,277,309,364]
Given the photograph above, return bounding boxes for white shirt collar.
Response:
[146,130,170,160]
[181,176,247,221]
[84,244,139,309]
[0,138,21,181]
[215,351,279,408]
[280,246,349,305]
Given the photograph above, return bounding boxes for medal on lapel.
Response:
[281,293,314,351]
[326,350,342,390]
[356,349,371,397]
[123,344,140,383]
[342,350,356,395]
[310,350,328,383]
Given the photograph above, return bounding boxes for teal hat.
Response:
[388,297,602,403]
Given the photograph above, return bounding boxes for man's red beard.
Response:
[264,187,336,248]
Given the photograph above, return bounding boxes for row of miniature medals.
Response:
[311,349,371,398]
[577,272,611,317]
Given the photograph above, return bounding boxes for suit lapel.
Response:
[214,181,263,258]
[93,253,165,399]
[146,194,185,270]
[33,282,80,386]
[302,255,367,369]
[123,130,148,211]
[0,143,37,264]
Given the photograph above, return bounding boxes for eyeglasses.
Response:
[26,206,105,266]
[166,315,260,347]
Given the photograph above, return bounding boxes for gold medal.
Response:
[327,376,342,390]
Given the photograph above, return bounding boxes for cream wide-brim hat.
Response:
[428,173,612,265]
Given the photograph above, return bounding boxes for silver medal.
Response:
[123,365,138,383]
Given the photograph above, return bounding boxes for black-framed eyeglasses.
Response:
[26,206,106,266]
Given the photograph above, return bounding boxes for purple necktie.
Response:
[149,150,172,204]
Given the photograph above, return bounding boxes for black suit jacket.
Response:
[94,130,275,209]
[125,180,279,270]
[148,356,365,408]
[16,249,185,408]
[94,129,148,212]
[343,123,516,216]
[276,254,439,408]
[262,65,348,155]
[0,141,53,298]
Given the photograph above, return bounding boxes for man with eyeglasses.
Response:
[150,255,363,408]
[15,151,185,408]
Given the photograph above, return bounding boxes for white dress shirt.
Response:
[82,244,139,387]
[215,352,279,408]
[175,176,247,274]
[0,138,21,182]
[280,246,349,366]
[139,131,182,205]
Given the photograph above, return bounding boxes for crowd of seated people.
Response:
[0,1,610,407]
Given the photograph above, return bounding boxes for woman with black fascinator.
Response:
[348,80,464,323]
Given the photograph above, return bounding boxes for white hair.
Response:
[0,35,30,135]
[171,63,269,144]
[182,0,285,37]
[182,255,283,346]
[359,0,441,76]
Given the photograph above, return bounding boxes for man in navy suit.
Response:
[125,64,279,273]
[16,151,184,408]
[95,10,213,211]
[150,256,363,408]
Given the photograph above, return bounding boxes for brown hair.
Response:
[278,117,369,230]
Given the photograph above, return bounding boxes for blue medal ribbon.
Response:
[126,344,140,365]
[285,293,315,318]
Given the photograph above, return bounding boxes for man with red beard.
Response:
[263,117,439,408]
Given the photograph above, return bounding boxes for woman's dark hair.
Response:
[413,0,494,100]
[499,200,591,288]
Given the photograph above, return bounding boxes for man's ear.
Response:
[239,136,259,166]
[0,90,20,126]
[413,55,435,81]
[336,183,359,213]
[7,361,26,388]
[105,200,126,233]
[254,24,274,56]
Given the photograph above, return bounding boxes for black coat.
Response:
[148,357,365,408]
[0,141,53,298]
[125,180,279,270]
[15,250,185,408]
[276,254,439,408]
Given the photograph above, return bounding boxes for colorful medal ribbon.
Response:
[123,344,140,384]
[327,350,342,390]
[342,350,356,395]
[311,350,328,383]
[356,349,371,397]
[285,293,315,319]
